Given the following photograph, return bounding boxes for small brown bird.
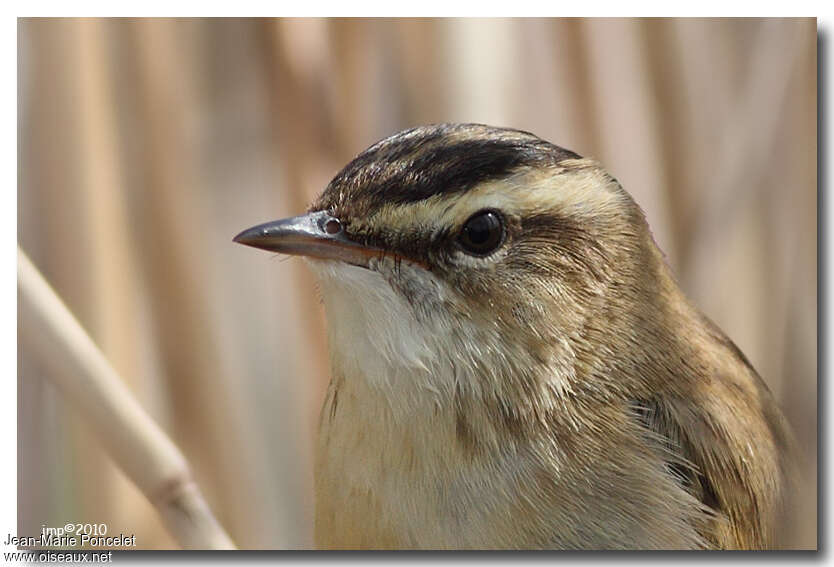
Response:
[235,123,796,550]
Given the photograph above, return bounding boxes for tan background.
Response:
[18,18,817,549]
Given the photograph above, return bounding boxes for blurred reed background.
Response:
[17,18,817,549]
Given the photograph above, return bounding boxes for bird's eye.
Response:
[458,210,505,256]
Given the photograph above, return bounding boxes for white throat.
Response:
[308,259,458,416]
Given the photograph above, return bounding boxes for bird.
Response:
[234,123,797,550]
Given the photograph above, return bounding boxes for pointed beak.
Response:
[233,210,382,268]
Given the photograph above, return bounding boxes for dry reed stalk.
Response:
[18,248,236,550]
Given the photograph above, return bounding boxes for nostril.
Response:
[324,218,342,235]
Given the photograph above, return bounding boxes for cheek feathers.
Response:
[310,162,639,343]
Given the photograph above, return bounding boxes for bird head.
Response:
[235,123,669,418]
[235,124,797,550]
